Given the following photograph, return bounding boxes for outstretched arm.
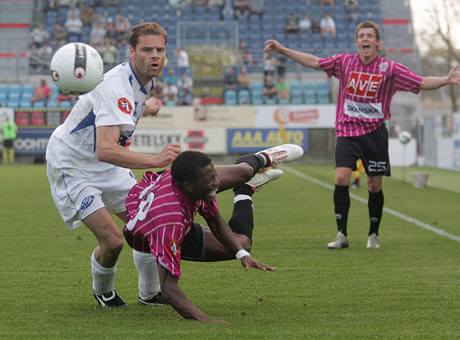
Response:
[264,39,321,69]
[421,65,460,90]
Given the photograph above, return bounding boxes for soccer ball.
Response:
[398,131,412,145]
[50,42,104,95]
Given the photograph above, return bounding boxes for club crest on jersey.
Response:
[346,72,383,98]
[379,62,388,72]
[81,195,94,211]
[118,97,133,114]
[170,240,177,256]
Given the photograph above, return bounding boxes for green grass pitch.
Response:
[1,163,459,338]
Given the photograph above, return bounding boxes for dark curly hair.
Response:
[171,151,212,185]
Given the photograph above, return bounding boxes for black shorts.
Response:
[335,125,391,177]
[181,223,205,261]
[3,139,14,148]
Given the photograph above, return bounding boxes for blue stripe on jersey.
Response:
[70,111,95,134]
[129,62,147,94]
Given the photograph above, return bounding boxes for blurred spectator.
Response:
[114,14,131,43]
[344,0,359,23]
[177,72,193,93]
[162,81,179,103]
[58,0,79,7]
[223,66,238,92]
[276,75,290,102]
[90,22,107,46]
[276,54,287,78]
[175,47,190,72]
[67,4,80,20]
[234,0,251,17]
[263,51,275,78]
[249,0,264,17]
[31,79,51,104]
[164,68,178,86]
[237,66,251,91]
[100,38,118,71]
[320,0,335,10]
[80,4,94,26]
[221,0,234,20]
[65,10,83,41]
[263,74,277,101]
[37,42,53,63]
[51,23,68,47]
[311,17,321,33]
[285,13,300,34]
[320,13,336,38]
[104,19,117,41]
[179,88,193,106]
[238,39,253,67]
[30,24,49,48]
[299,15,312,32]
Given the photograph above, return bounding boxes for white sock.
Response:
[132,249,161,300]
[90,251,116,295]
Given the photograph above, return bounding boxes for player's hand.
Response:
[154,143,181,167]
[264,39,283,54]
[240,256,277,272]
[447,65,460,86]
[143,96,163,116]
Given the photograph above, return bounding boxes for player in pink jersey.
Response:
[124,150,284,322]
[265,20,460,249]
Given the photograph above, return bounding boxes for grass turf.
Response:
[0,163,459,338]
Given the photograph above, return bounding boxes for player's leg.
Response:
[182,168,283,261]
[328,136,358,249]
[216,144,303,192]
[362,125,390,248]
[83,209,127,307]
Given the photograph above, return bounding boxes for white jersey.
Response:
[46,62,155,174]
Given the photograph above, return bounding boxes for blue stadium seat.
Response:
[20,100,31,108]
[33,101,46,108]
[59,101,72,108]
[0,93,7,106]
[304,83,316,104]
[6,100,20,109]
[238,89,251,105]
[251,90,263,105]
[224,90,237,105]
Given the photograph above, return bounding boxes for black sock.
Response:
[334,185,350,236]
[235,154,267,174]
[368,190,384,235]
[229,186,254,242]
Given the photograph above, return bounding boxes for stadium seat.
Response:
[224,90,237,105]
[33,101,46,108]
[20,100,31,108]
[238,89,251,105]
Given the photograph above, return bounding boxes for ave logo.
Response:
[346,72,383,98]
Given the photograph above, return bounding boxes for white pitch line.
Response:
[284,165,460,244]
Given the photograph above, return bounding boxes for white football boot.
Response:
[367,233,381,249]
[257,144,304,167]
[327,232,349,249]
[246,167,284,191]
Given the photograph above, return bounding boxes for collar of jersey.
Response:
[128,62,155,95]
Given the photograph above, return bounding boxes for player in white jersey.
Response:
[46,23,181,307]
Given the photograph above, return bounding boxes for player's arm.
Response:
[96,125,180,169]
[421,65,460,90]
[158,266,214,322]
[264,39,321,69]
[205,213,276,272]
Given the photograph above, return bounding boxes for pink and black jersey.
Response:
[124,170,219,279]
[318,54,423,137]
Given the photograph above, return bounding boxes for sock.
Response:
[228,186,254,242]
[91,251,116,295]
[235,154,267,174]
[368,190,384,235]
[133,249,161,300]
[334,185,350,236]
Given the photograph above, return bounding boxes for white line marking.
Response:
[284,166,460,243]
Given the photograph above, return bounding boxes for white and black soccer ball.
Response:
[50,42,103,95]
[398,131,412,145]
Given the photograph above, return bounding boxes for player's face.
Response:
[355,27,380,62]
[189,164,220,202]
[130,34,166,85]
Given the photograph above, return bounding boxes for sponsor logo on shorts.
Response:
[81,195,94,211]
[118,97,133,114]
[346,72,383,98]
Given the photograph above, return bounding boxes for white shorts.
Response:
[47,163,137,229]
